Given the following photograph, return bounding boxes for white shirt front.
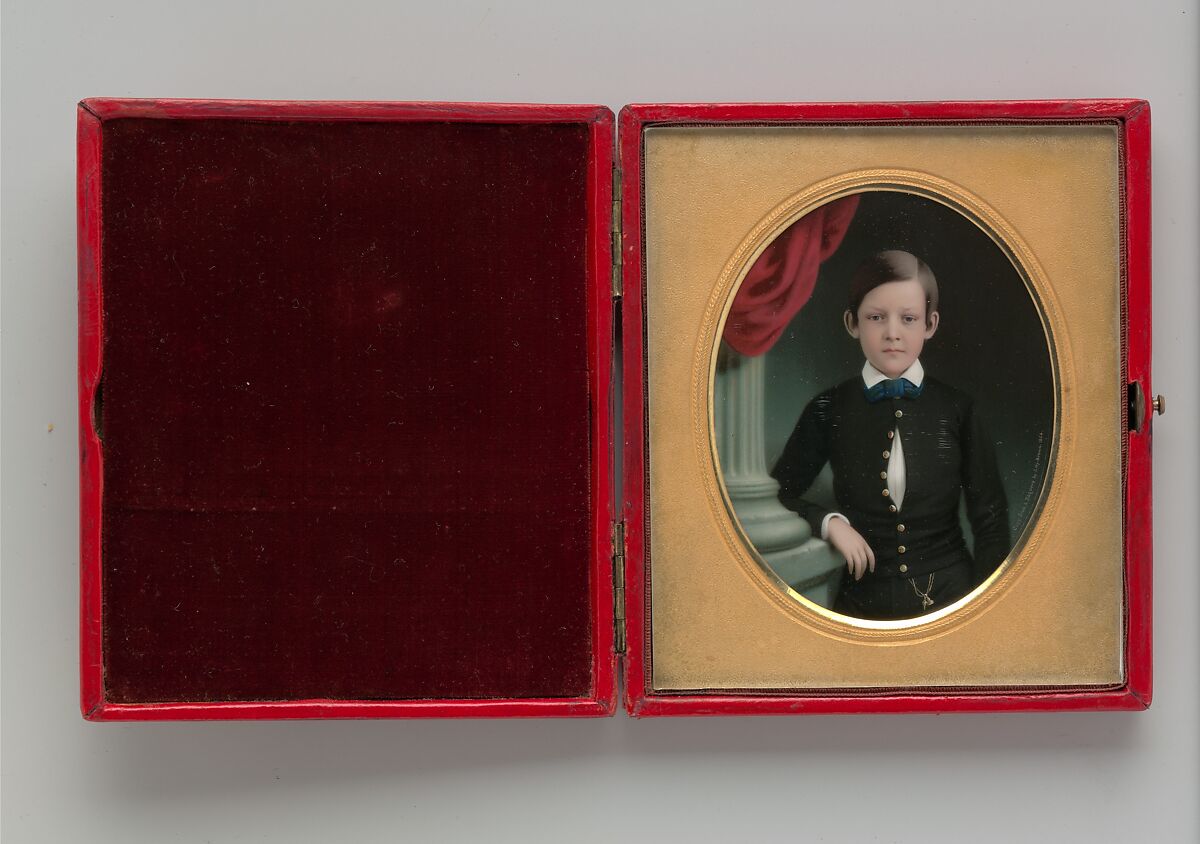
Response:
[820,359,924,539]
[860,358,924,511]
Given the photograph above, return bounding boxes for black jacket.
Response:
[771,376,1010,584]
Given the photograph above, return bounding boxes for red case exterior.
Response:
[77,99,617,720]
[619,100,1152,716]
[78,99,1151,720]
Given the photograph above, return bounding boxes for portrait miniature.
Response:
[715,189,1054,622]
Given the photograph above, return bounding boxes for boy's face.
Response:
[844,278,939,379]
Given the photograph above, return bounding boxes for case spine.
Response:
[613,520,626,655]
[611,164,622,299]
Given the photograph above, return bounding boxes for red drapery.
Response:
[722,194,860,357]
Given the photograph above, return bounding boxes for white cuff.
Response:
[821,512,850,540]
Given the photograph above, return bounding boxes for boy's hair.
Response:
[846,250,939,326]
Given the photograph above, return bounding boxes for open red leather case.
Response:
[78,99,1153,720]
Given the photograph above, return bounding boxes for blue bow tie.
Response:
[864,378,923,403]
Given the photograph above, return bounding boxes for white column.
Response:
[716,351,843,607]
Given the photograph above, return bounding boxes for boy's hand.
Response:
[826,518,875,581]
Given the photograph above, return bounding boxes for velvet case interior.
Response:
[91,111,601,704]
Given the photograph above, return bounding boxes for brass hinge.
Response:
[612,518,626,655]
[611,165,622,300]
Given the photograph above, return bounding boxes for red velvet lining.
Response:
[99,118,594,702]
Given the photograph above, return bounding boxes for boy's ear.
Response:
[843,310,859,338]
[925,310,940,339]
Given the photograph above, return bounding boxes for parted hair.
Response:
[846,250,939,327]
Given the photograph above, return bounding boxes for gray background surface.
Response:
[3,2,1197,841]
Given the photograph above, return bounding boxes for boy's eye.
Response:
[903,315,917,323]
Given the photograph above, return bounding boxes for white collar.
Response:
[861,359,925,389]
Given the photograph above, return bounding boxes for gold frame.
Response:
[703,171,1065,640]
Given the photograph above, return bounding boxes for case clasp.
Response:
[1128,382,1165,433]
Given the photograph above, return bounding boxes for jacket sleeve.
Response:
[770,391,834,538]
[961,397,1011,583]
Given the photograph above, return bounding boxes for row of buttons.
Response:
[886,412,906,570]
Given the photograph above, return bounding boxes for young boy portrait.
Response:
[771,250,1011,620]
